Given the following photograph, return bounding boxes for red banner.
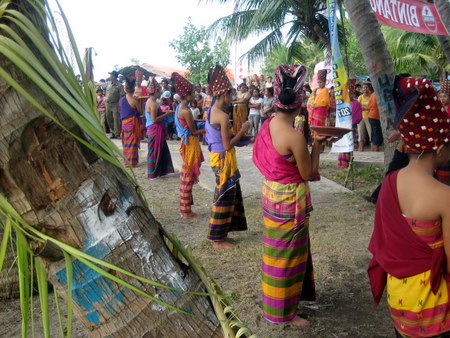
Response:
[370,0,449,35]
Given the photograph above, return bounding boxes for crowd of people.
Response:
[91,66,450,333]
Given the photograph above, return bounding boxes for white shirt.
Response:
[249,97,263,115]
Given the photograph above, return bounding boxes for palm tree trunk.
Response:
[343,0,398,168]
[429,0,450,65]
[0,1,221,337]
[434,0,450,30]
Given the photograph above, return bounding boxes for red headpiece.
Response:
[208,65,232,96]
[441,79,450,96]
[148,77,161,94]
[395,76,450,153]
[172,72,193,98]
[349,78,357,93]
[273,65,307,110]
[317,69,327,83]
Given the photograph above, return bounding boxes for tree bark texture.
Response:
[0,2,220,337]
[343,0,398,168]
[430,0,450,64]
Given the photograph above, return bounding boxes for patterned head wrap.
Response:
[317,69,327,83]
[273,64,308,110]
[171,72,193,98]
[208,65,233,96]
[394,76,450,153]
[349,78,357,94]
[148,77,161,95]
[441,79,450,95]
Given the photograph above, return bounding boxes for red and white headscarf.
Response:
[208,65,232,96]
[395,76,450,153]
[148,77,161,95]
[172,72,193,98]
[273,64,308,110]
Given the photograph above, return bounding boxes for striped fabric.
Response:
[121,116,140,167]
[337,152,352,168]
[310,106,328,128]
[262,179,316,323]
[387,217,450,337]
[435,165,450,185]
[147,123,174,179]
[179,135,204,215]
[207,149,247,241]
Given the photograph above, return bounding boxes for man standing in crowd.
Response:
[106,70,124,139]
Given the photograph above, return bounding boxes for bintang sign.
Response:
[370,0,449,35]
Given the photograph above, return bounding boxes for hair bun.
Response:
[278,88,296,105]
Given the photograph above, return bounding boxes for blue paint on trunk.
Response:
[55,243,127,324]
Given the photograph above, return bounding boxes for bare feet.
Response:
[212,240,236,249]
[290,315,310,327]
[180,212,201,219]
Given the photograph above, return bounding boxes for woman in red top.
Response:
[368,76,450,337]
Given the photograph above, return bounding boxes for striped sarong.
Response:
[337,152,352,169]
[180,135,204,215]
[121,116,140,167]
[262,179,316,323]
[207,149,247,241]
[310,106,328,128]
[435,165,450,185]
[147,123,174,179]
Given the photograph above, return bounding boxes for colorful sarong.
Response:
[262,179,316,323]
[207,148,247,241]
[147,123,174,179]
[180,135,204,215]
[310,106,328,127]
[337,152,352,169]
[387,217,450,337]
[435,165,450,185]
[121,116,141,167]
[232,104,248,134]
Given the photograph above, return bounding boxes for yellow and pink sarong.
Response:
[179,134,204,215]
[253,117,316,323]
[207,148,247,241]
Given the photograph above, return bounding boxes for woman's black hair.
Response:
[266,87,274,96]
[125,78,136,93]
[278,88,296,106]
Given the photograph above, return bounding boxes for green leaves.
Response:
[170,18,230,83]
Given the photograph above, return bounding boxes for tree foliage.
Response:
[203,0,332,66]
[382,26,450,80]
[170,18,230,84]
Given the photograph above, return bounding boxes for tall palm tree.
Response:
[383,27,450,79]
[203,0,331,65]
[343,0,398,166]
[0,1,252,337]
[433,0,450,64]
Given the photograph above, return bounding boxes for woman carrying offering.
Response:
[368,76,450,337]
[253,65,330,327]
[120,78,143,167]
[145,77,174,179]
[172,72,205,219]
[206,65,250,249]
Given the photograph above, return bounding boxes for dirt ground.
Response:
[0,144,394,337]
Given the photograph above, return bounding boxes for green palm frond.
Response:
[239,29,284,66]
[0,1,254,337]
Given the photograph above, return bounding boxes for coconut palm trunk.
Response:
[433,0,450,65]
[343,0,398,167]
[0,1,223,337]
